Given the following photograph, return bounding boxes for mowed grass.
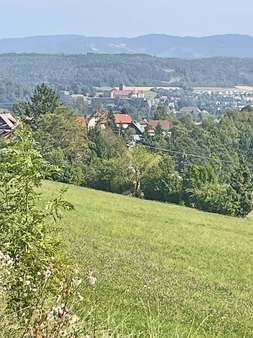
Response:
[41,181,253,337]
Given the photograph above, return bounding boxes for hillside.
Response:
[1,34,253,58]
[1,54,253,88]
[41,181,253,337]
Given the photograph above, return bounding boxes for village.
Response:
[59,84,253,119]
[2,83,253,144]
[0,85,199,142]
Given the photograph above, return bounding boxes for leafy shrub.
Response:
[0,124,87,336]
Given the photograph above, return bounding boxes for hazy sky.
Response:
[0,0,252,38]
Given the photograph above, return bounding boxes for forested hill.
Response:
[1,53,253,87]
[1,34,253,58]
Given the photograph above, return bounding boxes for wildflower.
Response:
[77,292,84,301]
[43,268,51,279]
[0,251,5,260]
[47,310,54,321]
[58,304,68,317]
[88,271,97,286]
[69,314,80,325]
[73,278,82,287]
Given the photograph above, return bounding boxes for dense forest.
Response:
[1,54,253,89]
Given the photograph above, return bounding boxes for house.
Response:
[86,111,130,130]
[0,113,17,137]
[140,119,172,137]
[130,122,145,143]
[113,113,144,143]
[85,111,144,143]
[111,85,145,99]
[147,119,172,130]
[114,113,133,129]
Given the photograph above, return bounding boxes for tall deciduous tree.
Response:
[130,146,161,197]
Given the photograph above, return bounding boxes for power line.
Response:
[141,143,253,170]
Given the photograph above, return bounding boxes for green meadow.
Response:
[41,181,253,337]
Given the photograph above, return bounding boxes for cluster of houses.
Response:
[60,84,213,123]
[0,109,172,145]
[77,111,172,144]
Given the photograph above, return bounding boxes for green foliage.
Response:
[169,119,238,179]
[30,83,59,118]
[33,106,89,185]
[154,103,170,120]
[182,164,226,211]
[0,79,32,108]
[183,164,218,193]
[189,183,238,216]
[143,156,182,203]
[87,157,131,194]
[2,54,253,88]
[13,83,59,120]
[0,125,74,320]
[129,146,161,197]
[88,127,126,160]
[230,161,253,217]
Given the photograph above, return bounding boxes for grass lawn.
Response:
[41,181,253,337]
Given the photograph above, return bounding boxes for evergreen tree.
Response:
[13,83,59,122]
[30,83,59,118]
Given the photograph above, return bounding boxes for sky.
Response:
[0,0,252,38]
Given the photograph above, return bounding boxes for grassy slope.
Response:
[41,181,253,337]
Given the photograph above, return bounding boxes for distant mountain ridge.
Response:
[1,34,253,58]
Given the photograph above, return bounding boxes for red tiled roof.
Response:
[114,113,133,124]
[111,88,144,96]
[147,120,172,130]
